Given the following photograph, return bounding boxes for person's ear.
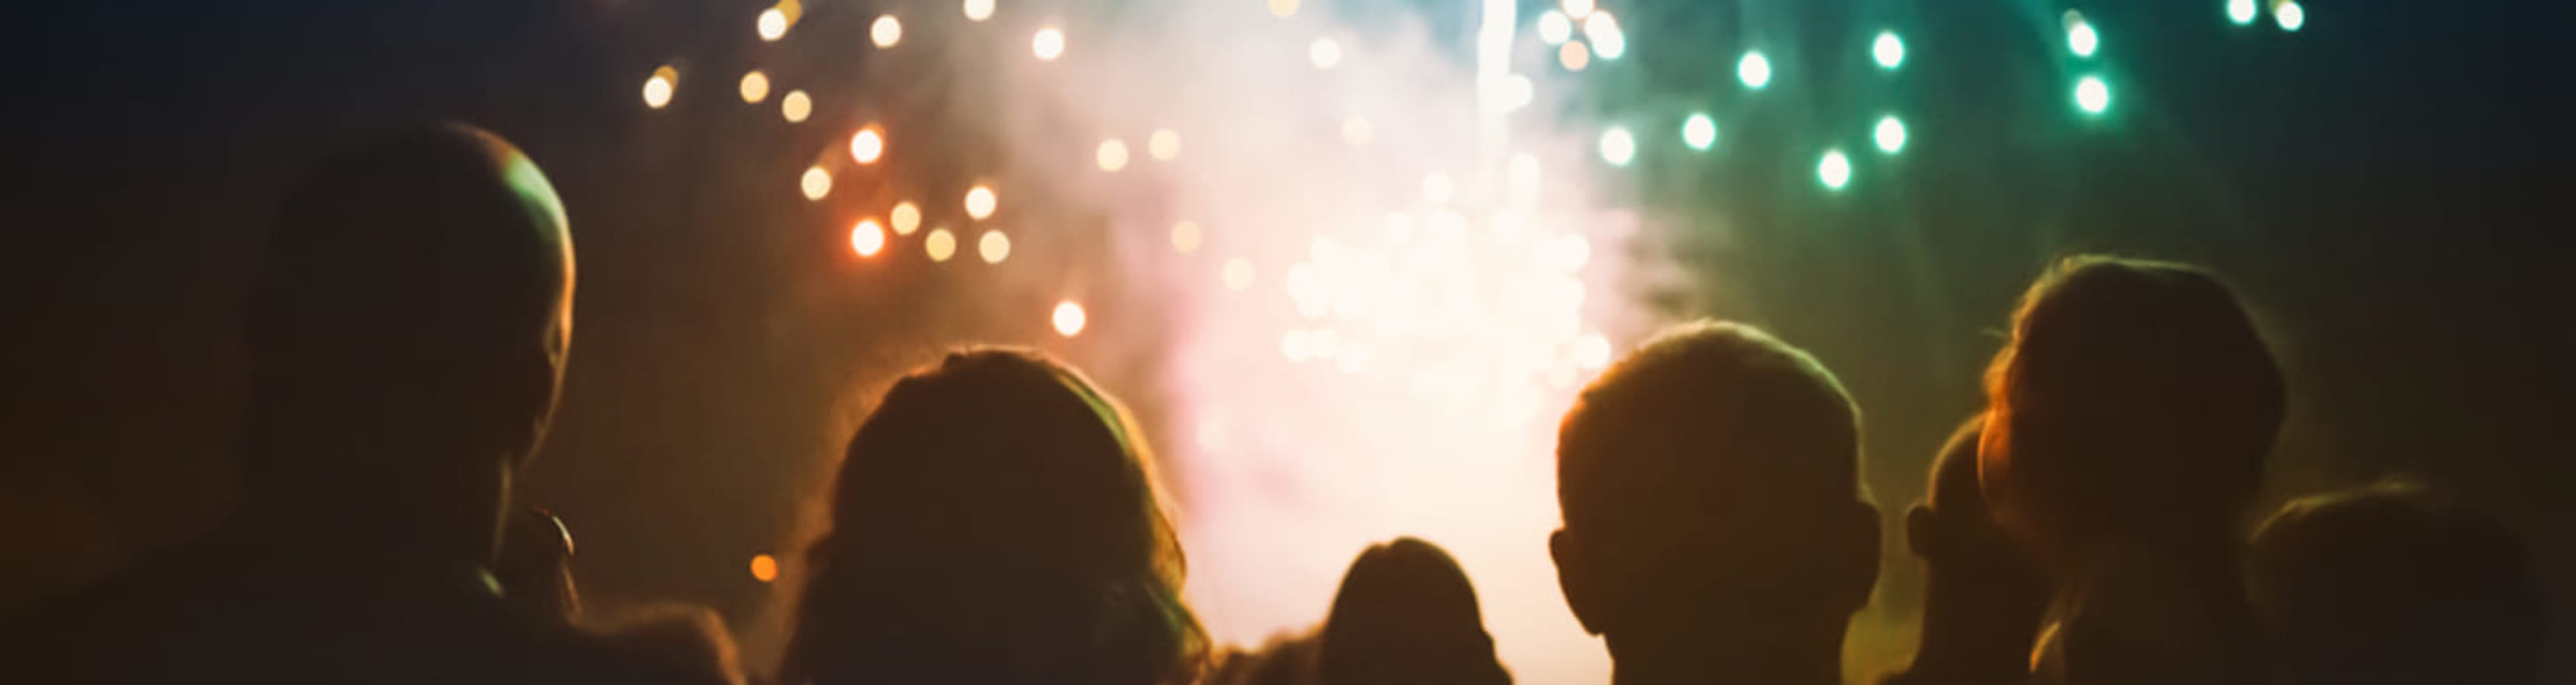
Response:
[1550,528,1607,636]
[1906,503,1937,559]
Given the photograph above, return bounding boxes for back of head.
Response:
[785,349,1204,685]
[1552,321,1876,641]
[1897,415,2052,684]
[1981,256,2281,558]
[1316,537,1510,685]
[2249,484,2543,685]
[242,123,574,519]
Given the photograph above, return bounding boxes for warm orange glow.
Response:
[1222,258,1255,291]
[979,229,1012,264]
[1053,301,1087,337]
[850,218,886,257]
[962,0,995,21]
[871,15,903,48]
[1268,0,1299,18]
[925,228,957,262]
[781,90,812,123]
[1171,220,1202,253]
[890,201,921,235]
[1097,138,1130,172]
[642,66,678,109]
[739,70,771,103]
[1032,28,1065,61]
[749,554,780,582]
[800,166,832,201]
[757,7,790,41]
[1558,41,1591,71]
[964,185,998,219]
[849,126,885,164]
[1148,129,1183,161]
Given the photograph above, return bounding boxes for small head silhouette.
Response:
[497,507,582,623]
[1980,256,2281,562]
[1315,537,1511,685]
[784,349,1205,685]
[239,123,572,564]
[1552,321,1876,680]
[2249,483,2543,685]
[1891,414,2050,684]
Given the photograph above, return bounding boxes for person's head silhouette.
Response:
[1551,321,1876,685]
[1884,415,2050,685]
[1980,256,2280,564]
[2250,484,2543,685]
[783,349,1205,685]
[1314,537,1511,685]
[239,123,573,568]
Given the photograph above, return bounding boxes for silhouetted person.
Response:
[1550,321,1878,685]
[1313,537,1511,685]
[1978,256,2281,685]
[2249,483,2544,685]
[1,124,702,685]
[780,349,1208,685]
[1205,630,1321,685]
[1880,415,2051,685]
[496,507,581,625]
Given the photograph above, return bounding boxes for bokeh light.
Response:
[738,70,769,103]
[1561,0,1595,19]
[849,218,886,257]
[1033,28,1066,61]
[1737,51,1772,89]
[1597,126,1636,166]
[2065,11,2100,57]
[1818,149,1851,190]
[1148,129,1183,161]
[1340,117,1373,146]
[890,201,920,235]
[964,186,998,221]
[1268,0,1299,19]
[1584,13,1625,60]
[962,0,995,21]
[1222,258,1255,291]
[924,228,957,262]
[978,229,1012,264]
[800,166,831,201]
[780,90,812,123]
[2075,75,2112,114]
[1310,38,1343,70]
[1681,112,1716,151]
[2229,0,2259,25]
[1422,172,1456,205]
[1171,220,1202,253]
[2274,0,2305,32]
[1536,10,1572,45]
[872,15,903,48]
[1872,32,1904,69]
[1874,115,1907,154]
[1097,138,1130,172]
[1053,301,1088,337]
[1558,42,1591,72]
[749,554,779,582]
[641,66,677,109]
[1574,333,1612,370]
[849,126,885,164]
[756,7,788,42]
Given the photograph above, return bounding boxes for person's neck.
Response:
[1903,580,2043,684]
[1606,620,1847,685]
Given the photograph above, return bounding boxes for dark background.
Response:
[4,0,2569,679]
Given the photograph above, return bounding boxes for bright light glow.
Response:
[964,185,997,219]
[1681,113,1716,151]
[1310,38,1343,70]
[2065,11,2100,57]
[1737,51,1772,89]
[962,0,994,21]
[978,229,1012,264]
[2229,0,2259,25]
[1340,117,1373,147]
[924,228,956,262]
[1874,115,1907,154]
[1032,28,1065,61]
[1097,138,1131,172]
[749,554,779,582]
[1873,32,1904,69]
[1269,0,1299,19]
[1492,74,1535,112]
[1423,172,1456,205]
[738,70,769,103]
[1818,149,1851,190]
[890,202,920,235]
[780,90,812,123]
[871,15,903,48]
[1221,258,1254,291]
[1574,333,1612,370]
[800,166,831,201]
[1583,13,1625,60]
[2274,1,2305,32]
[1053,301,1087,337]
[849,126,885,164]
[2075,75,2112,114]
[1561,0,1595,19]
[850,219,886,257]
[642,66,677,109]
[1171,221,1202,253]
[1149,129,1183,160]
[757,7,788,42]
[1536,10,1572,44]
[1558,41,1591,72]
[1598,126,1636,166]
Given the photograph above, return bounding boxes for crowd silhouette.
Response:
[0,125,2550,685]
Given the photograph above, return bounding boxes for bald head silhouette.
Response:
[241,123,574,565]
